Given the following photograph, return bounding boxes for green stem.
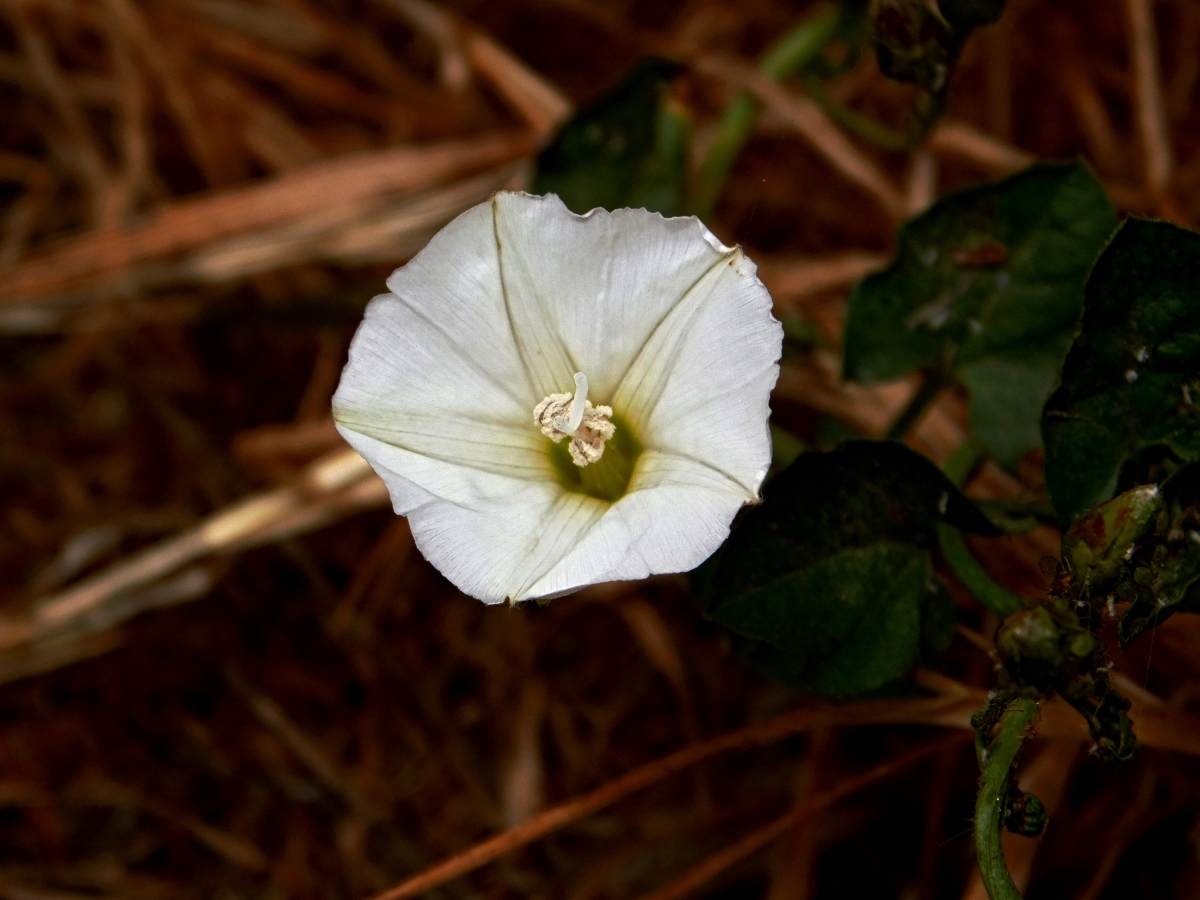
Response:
[975,698,1040,900]
[691,7,841,217]
[885,368,951,441]
[938,522,1025,617]
[938,439,1025,616]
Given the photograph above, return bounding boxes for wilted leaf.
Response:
[869,0,1005,92]
[1042,218,1200,525]
[531,58,687,215]
[843,161,1116,468]
[698,441,997,695]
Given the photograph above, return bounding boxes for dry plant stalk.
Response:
[693,56,907,221]
[1125,0,1173,197]
[0,133,536,305]
[365,684,1200,900]
[0,446,387,669]
[757,252,889,311]
[636,736,971,900]
[926,119,1035,175]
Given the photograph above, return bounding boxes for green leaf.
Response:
[699,441,997,695]
[922,570,957,655]
[531,58,687,216]
[1042,217,1200,525]
[844,161,1116,468]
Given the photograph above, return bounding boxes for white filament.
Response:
[554,372,589,435]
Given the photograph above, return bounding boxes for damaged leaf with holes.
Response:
[695,441,998,696]
[843,161,1116,469]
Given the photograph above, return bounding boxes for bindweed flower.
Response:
[333,192,782,604]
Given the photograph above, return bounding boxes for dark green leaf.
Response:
[844,161,1116,468]
[699,441,997,695]
[531,58,687,216]
[1043,217,1200,525]
[922,576,957,655]
[816,414,866,449]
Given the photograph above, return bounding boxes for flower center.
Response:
[533,372,616,466]
[534,372,640,502]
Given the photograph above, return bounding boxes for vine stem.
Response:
[885,367,951,441]
[936,439,1027,617]
[938,523,1025,617]
[975,697,1041,900]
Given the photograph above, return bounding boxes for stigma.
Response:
[533,372,616,466]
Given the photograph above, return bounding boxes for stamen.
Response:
[533,372,616,468]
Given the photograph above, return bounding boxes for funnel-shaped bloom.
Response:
[333,192,781,604]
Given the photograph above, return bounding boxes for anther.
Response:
[533,372,616,467]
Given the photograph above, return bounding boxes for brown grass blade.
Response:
[0,132,536,304]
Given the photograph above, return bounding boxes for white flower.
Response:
[333,192,782,604]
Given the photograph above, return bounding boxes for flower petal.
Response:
[334,202,553,497]
[335,420,549,504]
[396,472,608,605]
[361,200,539,414]
[491,192,741,402]
[370,449,751,604]
[614,247,781,498]
[518,451,755,600]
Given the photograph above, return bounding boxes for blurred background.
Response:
[1,0,1200,898]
